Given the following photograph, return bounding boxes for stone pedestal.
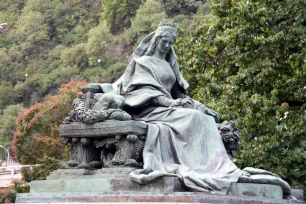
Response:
[30,168,187,194]
[16,192,305,203]
[18,121,303,203]
[16,168,305,203]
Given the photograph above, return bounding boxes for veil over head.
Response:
[113,26,189,94]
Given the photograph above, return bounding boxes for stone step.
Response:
[31,175,284,200]
[19,170,305,203]
[16,192,305,203]
[30,177,187,194]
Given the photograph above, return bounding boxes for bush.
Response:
[0,179,30,203]
[12,81,87,180]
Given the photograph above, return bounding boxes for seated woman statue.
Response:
[110,21,295,199]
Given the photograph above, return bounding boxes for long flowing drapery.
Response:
[118,55,242,194]
[105,30,294,198]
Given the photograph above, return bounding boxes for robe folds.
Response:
[107,32,294,198]
[120,55,242,194]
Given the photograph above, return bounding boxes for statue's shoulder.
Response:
[135,56,153,67]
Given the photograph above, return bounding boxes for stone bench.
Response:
[59,120,148,168]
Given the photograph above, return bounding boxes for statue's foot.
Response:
[139,168,153,175]
[77,161,102,169]
[88,161,102,169]
[284,195,297,200]
[77,163,92,169]
[67,160,80,167]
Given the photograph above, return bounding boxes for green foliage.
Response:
[177,0,214,32]
[123,0,166,46]
[0,10,49,84]
[0,0,25,23]
[0,82,22,111]
[0,104,24,160]
[86,21,114,66]
[0,0,116,108]
[82,58,127,83]
[0,179,30,203]
[21,167,33,183]
[22,0,102,44]
[100,61,126,83]
[15,11,49,57]
[55,0,103,45]
[158,0,206,16]
[102,0,142,33]
[61,43,88,69]
[176,0,306,190]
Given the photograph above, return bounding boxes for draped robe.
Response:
[102,32,294,197]
[120,55,243,194]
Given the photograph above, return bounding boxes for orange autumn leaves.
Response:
[12,81,87,164]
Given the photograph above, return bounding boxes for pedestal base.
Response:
[16,169,305,203]
[16,192,305,203]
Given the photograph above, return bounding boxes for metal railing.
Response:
[0,165,38,187]
[0,145,10,166]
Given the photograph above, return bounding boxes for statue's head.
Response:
[155,21,177,39]
[145,21,177,56]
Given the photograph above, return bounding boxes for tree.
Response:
[0,82,21,111]
[0,104,24,160]
[0,0,25,24]
[14,11,49,57]
[158,0,206,16]
[0,10,49,84]
[99,61,126,83]
[86,21,114,66]
[61,43,88,70]
[22,0,103,44]
[82,58,127,83]
[177,0,214,32]
[123,0,166,46]
[176,0,306,190]
[102,0,143,33]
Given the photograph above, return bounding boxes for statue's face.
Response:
[156,36,176,53]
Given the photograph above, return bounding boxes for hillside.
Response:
[0,0,210,157]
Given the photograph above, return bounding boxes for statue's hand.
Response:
[206,108,220,122]
[171,98,183,107]
[171,98,194,108]
[181,97,194,108]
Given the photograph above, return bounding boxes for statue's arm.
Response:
[151,96,182,107]
[170,83,221,121]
